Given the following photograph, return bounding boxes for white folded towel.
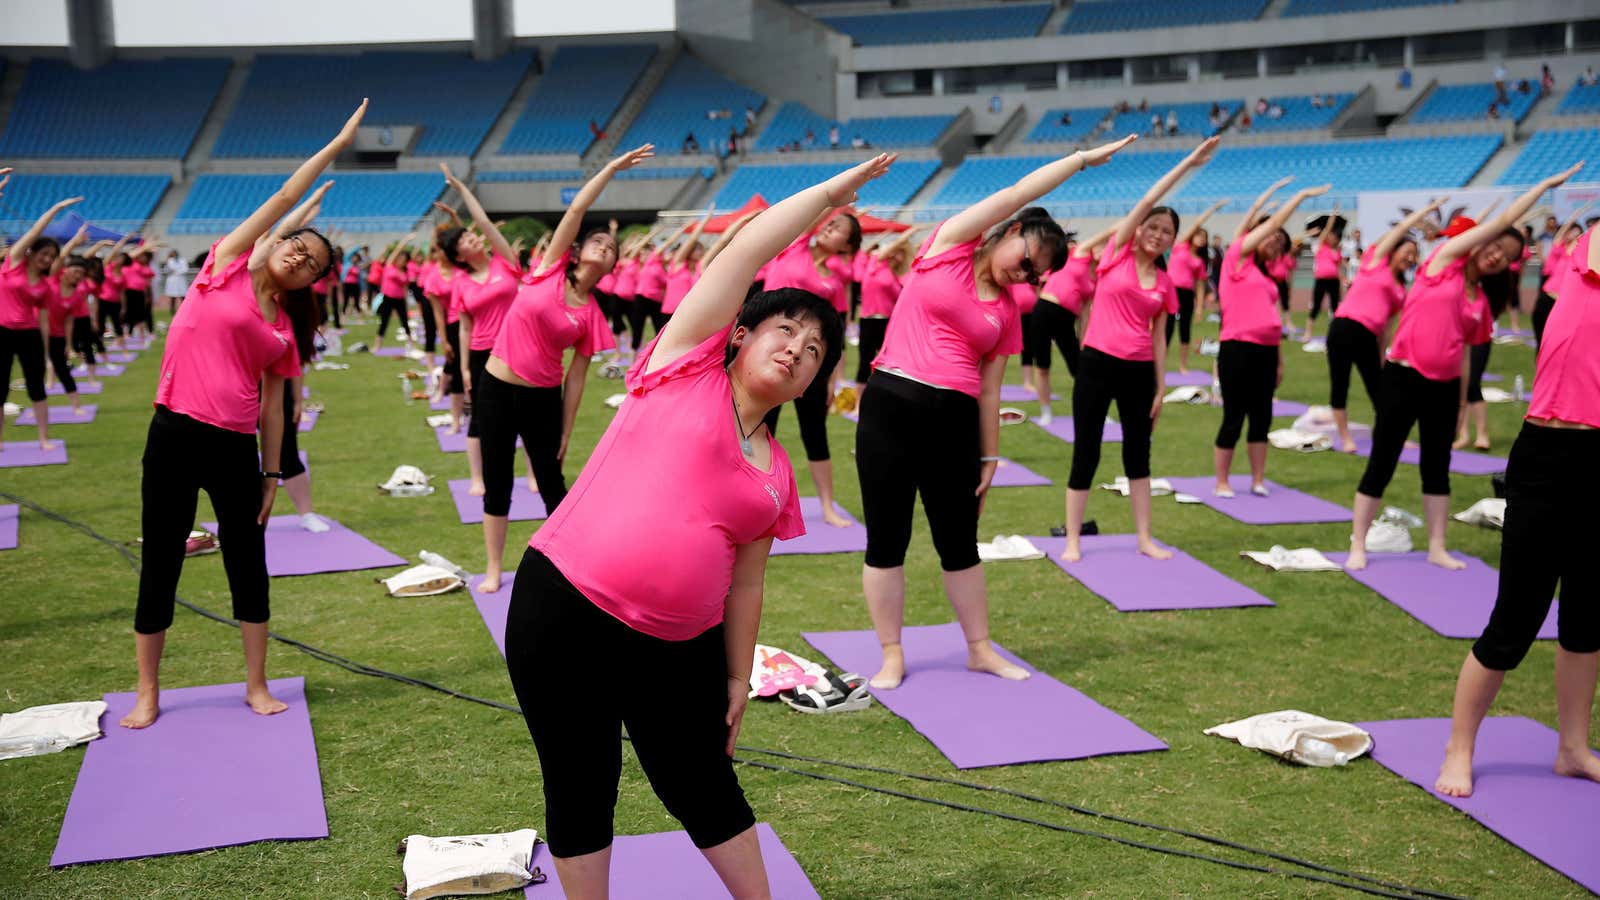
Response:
[0,701,107,759]
[1268,429,1332,452]
[1162,385,1211,405]
[1240,546,1342,572]
[1454,497,1507,529]
[1480,386,1516,404]
[977,535,1045,561]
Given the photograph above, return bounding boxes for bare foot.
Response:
[870,643,905,690]
[1344,545,1368,571]
[1434,743,1475,796]
[74,406,87,416]
[118,691,159,729]
[1427,549,1467,571]
[480,573,502,593]
[1473,438,1491,452]
[38,439,57,452]
[527,476,539,494]
[1058,540,1082,563]
[1553,745,1600,785]
[445,422,461,435]
[245,686,288,716]
[1452,434,1469,450]
[967,640,1030,681]
[1341,440,1358,453]
[468,480,486,497]
[821,504,852,528]
[1137,539,1174,561]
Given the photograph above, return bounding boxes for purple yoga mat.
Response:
[469,573,512,657]
[526,823,819,899]
[1326,551,1556,640]
[1033,535,1274,611]
[71,363,122,376]
[372,346,411,358]
[47,381,103,395]
[1164,477,1350,525]
[448,478,548,525]
[297,409,319,433]
[770,497,868,556]
[1000,383,1057,402]
[1165,370,1212,387]
[1030,415,1122,444]
[103,352,137,363]
[1358,717,1600,895]
[51,676,327,867]
[0,503,17,550]
[1352,438,1507,476]
[435,424,466,453]
[202,515,405,577]
[430,395,450,411]
[803,623,1166,768]
[1482,372,1505,383]
[16,404,97,425]
[0,440,68,467]
[1272,398,1310,418]
[990,458,1052,488]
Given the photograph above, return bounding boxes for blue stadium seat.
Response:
[1497,129,1599,186]
[476,167,712,183]
[1239,94,1354,132]
[498,45,657,155]
[1556,82,1600,116]
[1106,101,1241,138]
[1411,82,1538,124]
[618,57,764,153]
[1283,0,1453,16]
[214,52,532,158]
[932,151,1189,218]
[172,173,442,234]
[713,161,940,209]
[0,59,228,158]
[0,174,170,234]
[753,102,953,151]
[821,3,1052,45]
[1025,107,1107,144]
[1061,0,1266,34]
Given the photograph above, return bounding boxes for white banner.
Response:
[1553,184,1600,223]
[1356,188,1513,247]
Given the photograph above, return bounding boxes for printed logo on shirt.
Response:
[983,313,1001,331]
[565,311,580,327]
[763,483,781,511]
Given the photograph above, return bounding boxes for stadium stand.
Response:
[1025,107,1108,144]
[931,151,1190,218]
[0,58,228,158]
[714,160,941,209]
[1555,81,1600,116]
[0,174,171,233]
[752,102,954,151]
[1497,128,1600,186]
[1108,101,1240,138]
[212,52,532,158]
[820,3,1052,45]
[1238,94,1355,133]
[618,56,764,152]
[1061,0,1267,35]
[1411,82,1539,124]
[171,173,440,234]
[498,45,657,156]
[1282,0,1453,16]
[477,167,713,183]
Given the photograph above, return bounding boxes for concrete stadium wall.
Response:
[676,0,847,118]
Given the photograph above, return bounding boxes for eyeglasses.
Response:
[1018,236,1042,287]
[288,235,327,279]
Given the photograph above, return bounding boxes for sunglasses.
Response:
[1017,236,1043,286]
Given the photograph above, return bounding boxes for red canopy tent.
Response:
[701,195,769,233]
[834,206,910,234]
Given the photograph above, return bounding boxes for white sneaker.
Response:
[300,513,331,534]
[1213,485,1236,498]
[1038,408,1053,426]
[1250,483,1270,497]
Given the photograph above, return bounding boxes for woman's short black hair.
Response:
[724,287,845,379]
[437,226,469,269]
[281,227,334,279]
[1145,205,1181,236]
[567,227,618,287]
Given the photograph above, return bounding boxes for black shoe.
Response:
[1049,520,1097,538]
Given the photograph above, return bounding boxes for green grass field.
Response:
[2,306,1592,899]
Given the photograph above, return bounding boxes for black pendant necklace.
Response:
[732,393,759,457]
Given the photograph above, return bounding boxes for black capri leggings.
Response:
[136,406,269,634]
[72,315,101,363]
[1030,298,1081,376]
[412,285,436,353]
[46,335,77,395]
[124,288,149,328]
[855,317,888,385]
[1309,277,1341,320]
[1325,317,1381,410]
[1215,340,1277,448]
[1067,347,1156,490]
[1357,362,1458,498]
[476,371,567,518]
[763,369,831,463]
[630,298,668,351]
[443,320,464,395]
[1531,291,1555,346]
[2,325,48,404]
[1465,341,1491,404]
[1276,279,1291,312]
[1018,312,1035,368]
[504,547,755,859]
[375,293,409,340]
[465,347,491,438]
[855,370,980,571]
[1472,423,1600,670]
[97,301,123,339]
[1164,287,1196,347]
[280,381,306,481]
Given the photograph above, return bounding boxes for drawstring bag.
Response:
[379,465,434,497]
[396,829,544,900]
[1162,385,1211,405]
[380,565,464,597]
[1205,710,1372,768]
[1268,428,1332,452]
[1454,498,1506,530]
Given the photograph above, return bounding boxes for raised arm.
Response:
[652,153,896,368]
[1233,177,1293,240]
[439,163,516,264]
[671,207,712,268]
[82,239,114,259]
[1558,199,1596,236]
[1071,223,1119,259]
[1371,198,1446,264]
[872,227,916,259]
[1178,200,1226,245]
[700,210,758,270]
[50,225,89,275]
[1436,163,1583,270]
[1241,185,1331,256]
[224,100,364,275]
[931,136,1136,254]
[1113,136,1219,248]
[271,180,333,242]
[384,232,416,265]
[7,195,83,266]
[430,200,464,230]
[1317,205,1343,247]
[540,144,654,275]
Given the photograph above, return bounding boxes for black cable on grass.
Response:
[5,490,1462,900]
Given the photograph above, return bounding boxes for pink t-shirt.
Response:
[858,255,902,318]
[1009,281,1038,315]
[1387,248,1494,382]
[96,267,124,302]
[661,259,699,315]
[635,251,667,301]
[1542,241,1569,294]
[1219,239,1283,346]
[367,259,384,282]
[1529,229,1600,427]
[45,275,91,337]
[762,234,849,315]
[1039,254,1094,315]
[1168,242,1207,290]
[596,270,617,296]
[871,225,1023,397]
[454,253,522,351]
[0,259,50,330]
[154,243,301,434]
[406,261,421,284]
[380,263,408,298]
[493,251,616,387]
[530,325,805,641]
[123,260,154,291]
[424,264,459,323]
[612,258,639,300]
[1268,252,1296,282]
[1313,242,1342,280]
[1081,236,1178,362]
[1334,247,1405,337]
[342,261,360,284]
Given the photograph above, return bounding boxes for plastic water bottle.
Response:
[420,550,468,580]
[1296,736,1349,767]
[1513,374,1525,402]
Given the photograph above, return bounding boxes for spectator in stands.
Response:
[1137,98,1148,113]
[1166,110,1178,136]
[1581,66,1598,87]
[1493,62,1509,104]
[727,128,740,157]
[803,128,816,148]
[1266,103,1285,120]
[1397,68,1413,90]
[1487,103,1500,121]
[828,125,840,148]
[1517,79,1531,95]
[851,133,869,149]
[744,103,757,133]
[682,132,700,154]
[1255,97,1268,115]
[1208,107,1225,132]
[1540,64,1555,96]
[589,119,604,142]
[1115,99,1131,114]
[1059,111,1073,127]
[1311,95,1324,109]
[1149,113,1162,137]
[1238,111,1252,131]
